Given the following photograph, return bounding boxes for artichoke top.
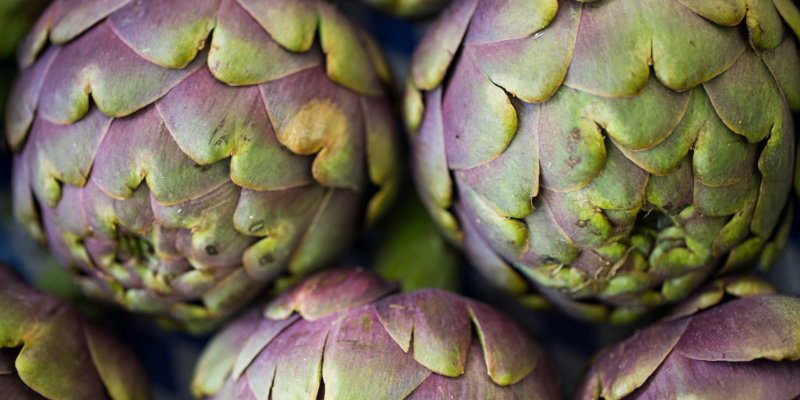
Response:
[406,0,800,323]
[6,0,403,333]
[577,276,800,399]
[0,264,150,400]
[192,268,561,399]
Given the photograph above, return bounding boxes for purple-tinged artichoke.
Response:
[191,268,560,399]
[0,263,150,400]
[6,0,402,333]
[576,276,800,399]
[404,0,800,323]
[355,0,451,18]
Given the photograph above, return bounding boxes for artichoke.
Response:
[191,268,560,399]
[405,0,800,323]
[0,0,50,59]
[373,186,462,292]
[0,0,51,124]
[355,0,451,18]
[0,263,149,400]
[6,0,401,333]
[576,276,800,399]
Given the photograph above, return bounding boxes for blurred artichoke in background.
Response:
[0,0,50,124]
[373,186,462,292]
[192,268,560,399]
[577,276,800,399]
[405,0,800,323]
[0,263,149,400]
[355,0,451,18]
[6,0,402,333]
[0,0,50,59]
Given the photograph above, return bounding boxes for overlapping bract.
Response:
[405,0,800,323]
[191,268,560,399]
[576,276,800,399]
[6,0,402,333]
[0,264,149,400]
[358,0,451,18]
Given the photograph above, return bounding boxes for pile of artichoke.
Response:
[1,0,799,399]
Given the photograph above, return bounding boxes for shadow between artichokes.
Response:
[405,0,800,323]
[5,0,403,334]
[191,268,561,399]
[0,263,150,400]
[576,275,800,399]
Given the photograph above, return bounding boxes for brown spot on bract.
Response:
[249,221,264,233]
[569,127,582,141]
[205,245,219,256]
[566,156,581,167]
[212,116,228,136]
[541,256,560,265]
[361,313,372,331]
[576,219,589,228]
[193,163,213,172]
[259,254,274,265]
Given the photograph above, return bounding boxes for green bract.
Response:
[0,264,150,400]
[6,0,402,333]
[406,0,800,323]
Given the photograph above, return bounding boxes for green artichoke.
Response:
[373,186,462,292]
[577,276,800,399]
[0,0,50,59]
[356,0,451,18]
[405,0,800,323]
[0,263,150,400]
[191,268,560,399]
[6,0,402,333]
[0,0,50,124]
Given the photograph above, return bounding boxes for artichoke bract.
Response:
[6,0,401,333]
[0,263,150,400]
[357,0,451,18]
[576,276,800,399]
[191,268,560,399]
[405,0,800,323]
